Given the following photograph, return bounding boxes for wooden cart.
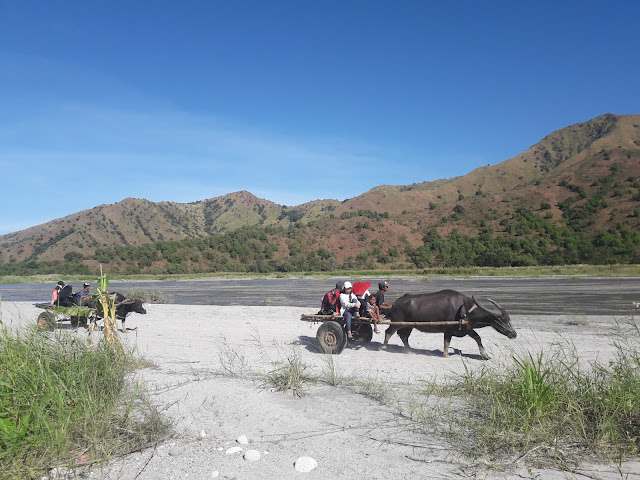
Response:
[34,303,96,330]
[300,313,469,354]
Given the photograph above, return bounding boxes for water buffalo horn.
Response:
[471,296,492,316]
[115,299,136,306]
[486,298,508,317]
[471,296,502,315]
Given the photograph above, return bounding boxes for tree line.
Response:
[1,209,638,277]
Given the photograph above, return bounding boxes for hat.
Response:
[378,281,389,289]
[343,281,352,289]
[57,281,65,288]
[83,283,90,288]
[335,280,345,290]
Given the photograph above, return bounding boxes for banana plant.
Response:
[95,265,119,343]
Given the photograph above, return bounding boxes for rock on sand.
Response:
[244,450,261,462]
[294,456,318,472]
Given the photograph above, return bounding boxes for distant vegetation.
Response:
[1,194,638,277]
[410,206,639,268]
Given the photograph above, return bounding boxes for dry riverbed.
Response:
[2,302,640,479]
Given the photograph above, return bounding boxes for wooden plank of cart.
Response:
[300,313,469,354]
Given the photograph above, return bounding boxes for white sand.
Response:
[2,302,639,479]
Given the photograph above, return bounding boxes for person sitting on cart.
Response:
[50,281,65,305]
[375,281,392,316]
[56,284,77,307]
[339,281,360,341]
[77,282,91,305]
[363,294,381,334]
[319,280,345,315]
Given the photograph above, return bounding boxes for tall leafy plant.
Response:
[93,265,119,344]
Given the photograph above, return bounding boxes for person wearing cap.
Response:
[51,281,65,305]
[375,281,392,315]
[78,283,91,305]
[339,281,361,340]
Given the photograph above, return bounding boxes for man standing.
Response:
[375,281,392,316]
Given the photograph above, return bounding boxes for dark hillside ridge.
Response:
[533,113,619,171]
[1,113,639,273]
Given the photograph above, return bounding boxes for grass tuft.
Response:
[217,336,249,376]
[124,287,169,303]
[0,319,170,479]
[261,351,311,397]
[319,351,346,386]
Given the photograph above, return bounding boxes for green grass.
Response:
[2,264,640,284]
[0,275,95,285]
[261,350,311,397]
[0,319,170,479]
[404,320,640,466]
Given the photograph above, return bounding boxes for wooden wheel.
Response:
[350,323,373,344]
[316,321,347,354]
[37,312,56,331]
[69,316,88,328]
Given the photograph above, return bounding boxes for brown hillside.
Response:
[1,113,639,267]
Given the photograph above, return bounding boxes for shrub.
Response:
[0,322,169,478]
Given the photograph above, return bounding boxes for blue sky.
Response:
[1,1,639,235]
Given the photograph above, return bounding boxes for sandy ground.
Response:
[2,301,640,480]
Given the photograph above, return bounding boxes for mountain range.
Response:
[1,113,639,274]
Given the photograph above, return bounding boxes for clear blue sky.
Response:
[1,1,639,235]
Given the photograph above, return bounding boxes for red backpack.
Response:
[319,289,340,315]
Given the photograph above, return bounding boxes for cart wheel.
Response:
[37,312,56,331]
[316,321,346,354]
[69,316,88,328]
[350,323,373,344]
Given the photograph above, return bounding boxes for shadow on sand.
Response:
[52,323,84,331]
[298,335,487,360]
[298,335,326,353]
[51,323,138,334]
